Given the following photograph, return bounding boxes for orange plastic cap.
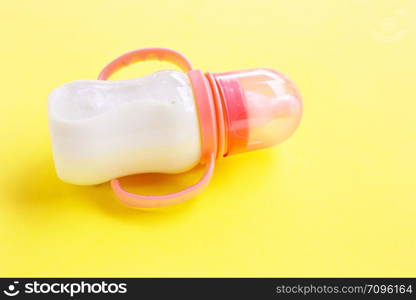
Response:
[213,68,302,155]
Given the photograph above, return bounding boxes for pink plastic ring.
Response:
[188,70,217,163]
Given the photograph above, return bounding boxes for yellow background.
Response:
[0,0,415,277]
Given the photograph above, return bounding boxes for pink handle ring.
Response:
[98,48,215,208]
[98,47,193,79]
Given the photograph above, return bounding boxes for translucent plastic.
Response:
[213,69,302,155]
[48,70,201,185]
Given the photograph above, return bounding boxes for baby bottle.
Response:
[48,48,302,208]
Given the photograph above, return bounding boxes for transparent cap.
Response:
[213,68,302,155]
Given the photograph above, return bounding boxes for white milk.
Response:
[48,70,201,185]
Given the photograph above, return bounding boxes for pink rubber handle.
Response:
[111,154,215,208]
[98,48,215,208]
[98,47,193,79]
